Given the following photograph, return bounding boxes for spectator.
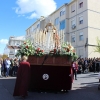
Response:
[78,59,82,73]
[72,61,78,80]
[0,58,3,77]
[13,58,19,76]
[5,57,11,77]
[84,58,89,73]
[9,58,14,76]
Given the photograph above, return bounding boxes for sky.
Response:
[0,0,70,54]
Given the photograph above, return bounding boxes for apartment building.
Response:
[26,16,45,42]
[4,36,25,58]
[26,0,100,58]
[68,0,100,58]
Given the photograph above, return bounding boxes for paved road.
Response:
[0,73,100,100]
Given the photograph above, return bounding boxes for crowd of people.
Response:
[72,57,100,80]
[0,56,100,78]
[0,57,19,77]
[77,57,100,73]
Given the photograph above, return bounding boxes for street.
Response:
[0,73,100,100]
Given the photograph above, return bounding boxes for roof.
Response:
[26,17,45,31]
[10,36,25,41]
[48,3,68,16]
[68,0,76,5]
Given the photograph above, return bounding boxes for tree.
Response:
[94,37,100,53]
[2,54,8,59]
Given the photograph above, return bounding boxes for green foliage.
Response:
[72,54,78,61]
[1,54,8,59]
[15,40,35,57]
[94,37,100,53]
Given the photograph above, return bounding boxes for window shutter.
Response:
[62,7,65,12]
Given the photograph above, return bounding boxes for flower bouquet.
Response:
[34,48,44,57]
[49,48,60,56]
[49,42,78,60]
[15,40,35,57]
[61,42,78,60]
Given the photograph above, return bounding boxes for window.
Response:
[79,32,84,41]
[71,20,75,26]
[60,8,65,16]
[79,0,83,8]
[60,11,63,16]
[10,51,13,54]
[55,17,59,25]
[60,20,65,30]
[34,28,36,31]
[79,2,83,8]
[79,49,83,58]
[31,26,34,32]
[30,28,32,32]
[71,4,75,13]
[71,34,75,42]
[14,41,16,45]
[27,31,28,35]
[71,19,76,29]
[79,16,83,24]
[37,24,40,28]
[16,43,19,46]
[16,41,20,46]
[27,29,30,35]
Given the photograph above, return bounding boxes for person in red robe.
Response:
[13,56,30,98]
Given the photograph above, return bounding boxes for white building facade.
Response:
[26,0,100,58]
[4,36,25,58]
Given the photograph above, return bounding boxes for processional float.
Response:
[28,22,73,92]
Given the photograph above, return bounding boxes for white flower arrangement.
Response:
[49,42,78,60]
[16,40,78,61]
[16,40,35,57]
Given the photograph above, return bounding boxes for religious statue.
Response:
[33,22,64,53]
